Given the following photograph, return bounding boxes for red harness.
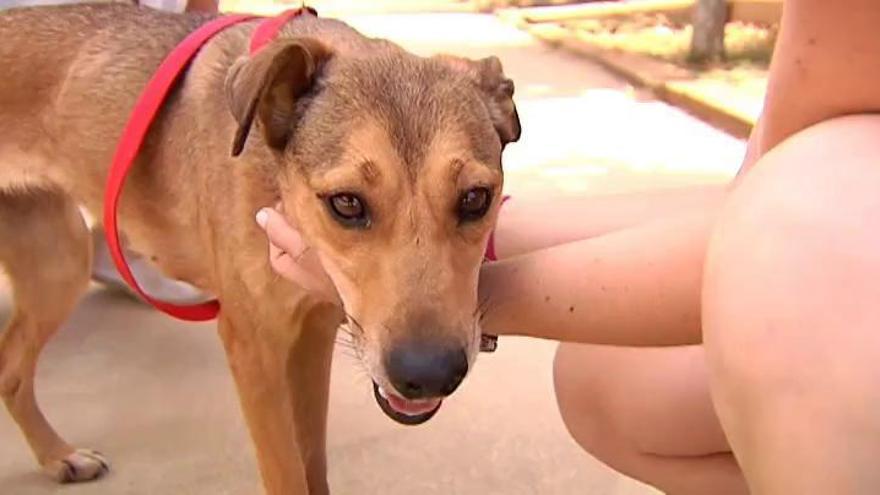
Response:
[103,8,314,322]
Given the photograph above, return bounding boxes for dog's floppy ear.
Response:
[225,38,332,157]
[436,54,521,147]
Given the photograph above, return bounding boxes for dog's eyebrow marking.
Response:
[449,158,466,184]
[359,160,380,184]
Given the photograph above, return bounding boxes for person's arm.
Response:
[480,210,713,346]
[482,0,880,345]
[749,0,880,160]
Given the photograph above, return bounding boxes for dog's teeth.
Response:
[378,386,389,399]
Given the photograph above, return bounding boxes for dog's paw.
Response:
[44,449,110,483]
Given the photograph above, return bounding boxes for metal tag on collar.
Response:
[480,334,498,353]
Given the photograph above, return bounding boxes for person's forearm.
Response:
[494,185,727,259]
[480,210,716,346]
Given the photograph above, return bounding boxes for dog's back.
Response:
[0,5,211,192]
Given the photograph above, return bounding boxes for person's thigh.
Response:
[554,343,747,495]
[703,114,880,494]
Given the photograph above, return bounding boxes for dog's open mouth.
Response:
[372,382,443,426]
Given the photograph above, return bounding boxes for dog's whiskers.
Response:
[343,311,365,336]
[335,329,357,345]
[335,315,369,370]
[337,349,360,361]
[350,361,373,388]
[333,330,361,360]
[338,322,357,339]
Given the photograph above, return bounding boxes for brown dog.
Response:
[0,3,519,494]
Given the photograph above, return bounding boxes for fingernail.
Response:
[255,209,269,229]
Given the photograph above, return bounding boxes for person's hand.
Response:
[255,206,340,305]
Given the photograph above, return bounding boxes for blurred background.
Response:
[0,0,778,493]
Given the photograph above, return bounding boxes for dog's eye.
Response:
[457,187,492,222]
[327,193,369,228]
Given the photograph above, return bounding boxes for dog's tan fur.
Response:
[0,4,519,493]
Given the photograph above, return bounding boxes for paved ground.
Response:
[0,10,745,495]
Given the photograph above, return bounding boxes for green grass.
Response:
[569,13,777,67]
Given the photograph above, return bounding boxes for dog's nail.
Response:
[61,459,76,482]
[255,209,269,229]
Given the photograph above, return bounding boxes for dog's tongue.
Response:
[385,393,442,416]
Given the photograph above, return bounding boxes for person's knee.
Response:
[553,344,699,483]
[704,114,880,399]
[553,344,624,460]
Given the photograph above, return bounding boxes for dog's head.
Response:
[226,38,520,425]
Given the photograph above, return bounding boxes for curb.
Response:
[507,15,756,139]
[658,84,754,138]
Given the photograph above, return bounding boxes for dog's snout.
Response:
[386,341,468,399]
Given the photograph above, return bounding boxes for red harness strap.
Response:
[103,9,312,322]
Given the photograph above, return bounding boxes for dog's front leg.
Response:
[287,309,339,495]
[218,315,309,495]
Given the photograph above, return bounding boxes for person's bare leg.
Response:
[704,115,880,493]
[554,344,747,495]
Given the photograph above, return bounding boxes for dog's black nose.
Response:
[386,342,468,399]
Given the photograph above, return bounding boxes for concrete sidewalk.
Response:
[0,11,745,495]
